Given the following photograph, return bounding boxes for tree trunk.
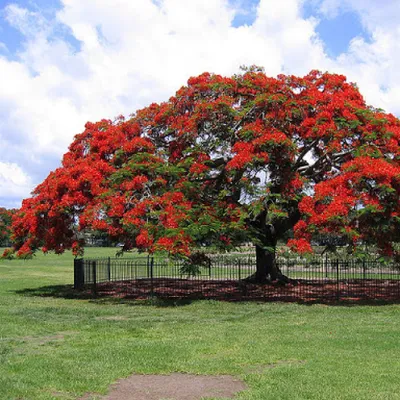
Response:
[255,244,275,282]
[247,209,293,284]
[254,244,289,283]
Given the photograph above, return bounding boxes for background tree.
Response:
[10,68,400,282]
[0,208,16,247]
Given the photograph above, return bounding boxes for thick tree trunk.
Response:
[255,244,275,282]
[246,209,293,284]
[254,244,290,283]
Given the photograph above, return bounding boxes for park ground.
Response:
[1,247,400,399]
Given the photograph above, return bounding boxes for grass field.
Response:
[1,248,400,399]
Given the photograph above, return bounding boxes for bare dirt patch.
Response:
[22,334,65,345]
[244,359,306,373]
[80,373,247,400]
[21,331,78,345]
[95,316,129,321]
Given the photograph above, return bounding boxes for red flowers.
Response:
[136,229,154,248]
[154,233,192,256]
[226,152,253,170]
[287,238,313,254]
[189,162,209,175]
[122,175,148,191]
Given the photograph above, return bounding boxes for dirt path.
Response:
[81,373,246,400]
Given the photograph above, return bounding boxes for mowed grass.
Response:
[1,248,400,399]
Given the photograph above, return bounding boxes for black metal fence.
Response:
[74,254,400,302]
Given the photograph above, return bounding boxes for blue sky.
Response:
[0,0,399,208]
[0,0,81,57]
[302,3,370,58]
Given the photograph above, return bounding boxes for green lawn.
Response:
[1,248,400,399]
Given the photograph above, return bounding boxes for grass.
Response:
[1,248,400,399]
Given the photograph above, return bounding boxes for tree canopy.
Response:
[9,68,400,278]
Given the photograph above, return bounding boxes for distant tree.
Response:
[9,68,400,282]
[0,208,16,246]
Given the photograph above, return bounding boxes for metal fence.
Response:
[74,254,400,302]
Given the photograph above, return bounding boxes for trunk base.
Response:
[243,272,297,285]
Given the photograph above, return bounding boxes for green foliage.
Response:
[177,252,210,277]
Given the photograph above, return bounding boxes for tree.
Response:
[9,68,400,282]
[0,208,16,247]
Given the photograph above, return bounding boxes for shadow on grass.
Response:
[14,282,400,307]
[15,285,91,299]
[14,285,196,307]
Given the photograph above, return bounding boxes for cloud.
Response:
[0,0,399,208]
[317,0,400,31]
[312,0,400,115]
[254,0,327,75]
[0,161,33,208]
[4,3,49,37]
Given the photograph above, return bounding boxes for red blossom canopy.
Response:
[9,68,400,265]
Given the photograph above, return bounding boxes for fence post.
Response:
[107,257,111,281]
[92,260,97,296]
[150,256,154,297]
[336,259,340,300]
[74,258,84,289]
[238,259,241,281]
[362,259,366,280]
[325,253,328,278]
[147,254,150,278]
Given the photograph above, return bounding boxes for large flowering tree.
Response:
[9,67,400,282]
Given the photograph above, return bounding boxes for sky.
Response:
[0,0,399,209]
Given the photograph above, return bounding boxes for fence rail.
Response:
[74,255,400,302]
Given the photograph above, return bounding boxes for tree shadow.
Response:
[14,284,195,307]
[14,282,400,307]
[15,285,92,299]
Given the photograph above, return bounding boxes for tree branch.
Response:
[231,105,257,137]
[293,139,319,171]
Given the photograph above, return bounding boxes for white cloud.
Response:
[0,162,33,207]
[254,0,327,75]
[0,0,399,208]
[312,0,400,115]
[4,3,49,37]
[317,0,400,31]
